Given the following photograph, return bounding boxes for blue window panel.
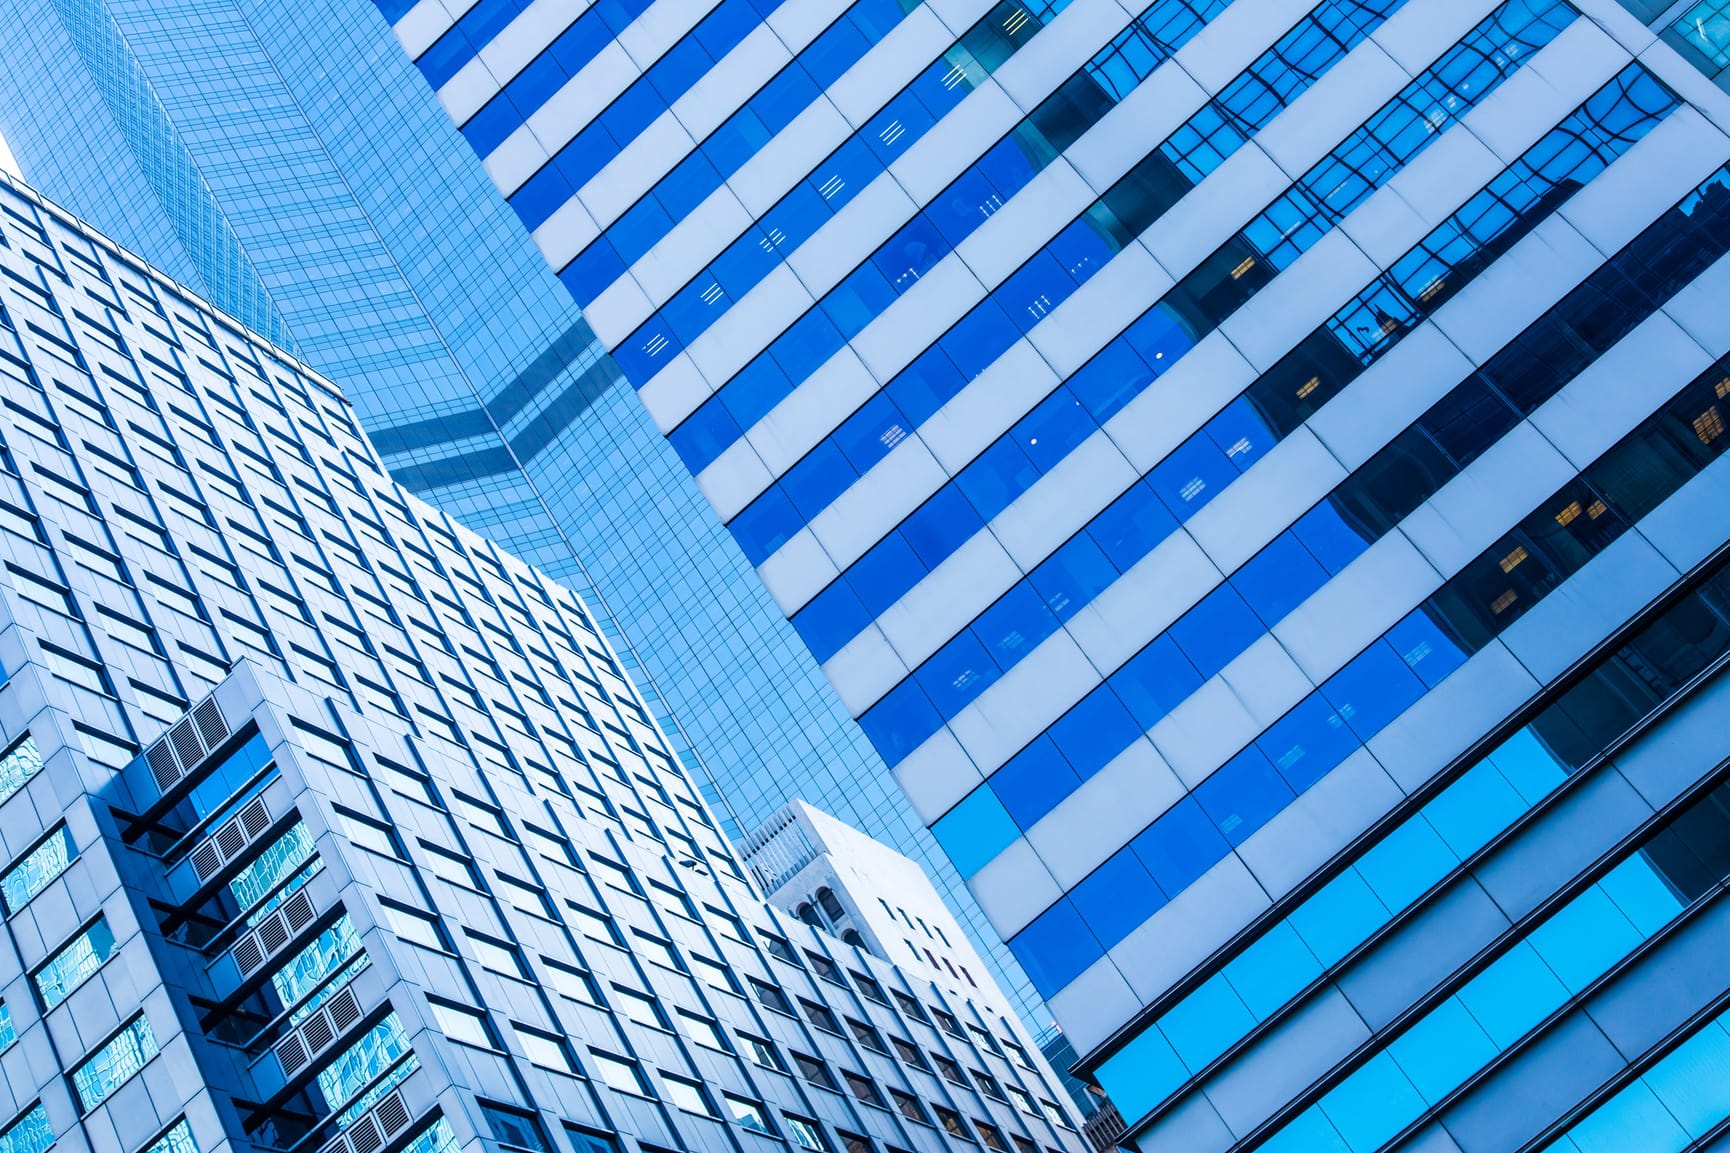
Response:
[809,135,878,215]
[973,583,1058,667]
[859,678,941,764]
[1018,389,1094,474]
[715,223,787,293]
[1069,850,1164,952]
[609,198,676,268]
[1288,868,1388,968]
[1009,899,1101,997]
[1293,500,1373,574]
[825,264,897,339]
[1195,747,1293,846]
[1456,942,1569,1049]
[1031,533,1117,623]
[889,347,968,425]
[803,19,870,87]
[669,398,740,474]
[1322,641,1427,741]
[917,632,1000,719]
[660,151,727,220]
[956,439,1036,524]
[1384,610,1468,687]
[1110,635,1202,730]
[1222,921,1323,1020]
[1528,885,1642,994]
[991,738,1082,829]
[781,444,855,519]
[613,320,680,388]
[1423,761,1525,859]
[873,214,948,295]
[664,277,731,343]
[509,165,573,232]
[1089,482,1175,568]
[901,485,981,568]
[996,250,1080,335]
[1204,395,1279,474]
[1148,431,1237,518]
[1169,583,1263,679]
[1353,818,1455,912]
[1258,1110,1350,1153]
[833,393,911,474]
[1642,1024,1730,1139]
[462,96,525,157]
[1567,1083,1693,1153]
[1596,855,1685,937]
[791,582,871,664]
[1050,214,1121,284]
[1318,1053,1426,1153]
[719,355,793,430]
[1069,338,1155,423]
[1232,531,1330,625]
[1048,686,1140,778]
[1131,798,1230,896]
[558,241,625,307]
[704,109,773,174]
[1388,998,1498,1105]
[848,534,923,616]
[769,311,845,383]
[729,488,801,564]
[1259,694,1358,793]
[1485,727,1571,802]
[1163,977,1257,1078]
[926,162,1005,244]
[1095,1028,1188,1128]
[1123,301,1196,368]
[933,788,1021,877]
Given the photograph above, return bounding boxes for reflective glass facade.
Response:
[0,0,1036,1036]
[0,178,1086,1153]
[385,0,1730,1144]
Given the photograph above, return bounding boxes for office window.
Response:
[784,1116,829,1152]
[973,1071,1005,1101]
[428,999,495,1049]
[0,1002,13,1051]
[34,916,117,1009]
[1006,1086,1038,1115]
[631,931,681,970]
[661,1073,713,1115]
[515,1025,575,1074]
[0,1105,52,1153]
[0,736,42,808]
[590,1050,646,1095]
[612,986,667,1030]
[853,971,889,1004]
[762,933,798,963]
[139,1119,198,1153]
[691,953,740,994]
[848,1017,888,1053]
[843,1072,885,1108]
[1003,1039,1034,1069]
[543,959,600,1004]
[678,1011,727,1050]
[807,951,843,982]
[933,1055,966,1085]
[837,1133,873,1153]
[892,1038,928,1069]
[72,1015,158,1112]
[933,1008,963,1037]
[1038,1101,1073,1130]
[466,932,528,978]
[892,991,928,1021]
[567,905,621,946]
[889,1090,928,1125]
[378,900,448,952]
[802,999,841,1033]
[750,977,792,1013]
[793,1051,839,1091]
[563,1125,619,1153]
[975,1124,1007,1153]
[481,1103,550,1152]
[968,1025,999,1054]
[934,1109,971,1142]
[737,1032,785,1071]
[1,824,74,914]
[725,1095,771,1134]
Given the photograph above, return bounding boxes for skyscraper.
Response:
[383,0,1730,1146]
[0,174,1088,1153]
[0,0,1041,1029]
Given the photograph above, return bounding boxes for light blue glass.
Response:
[0,736,42,807]
[229,823,316,911]
[1316,1052,1426,1152]
[0,1001,15,1051]
[72,1014,159,1111]
[0,824,75,914]
[1156,974,1254,1070]
[1385,998,1496,1103]
[0,1106,52,1153]
[35,916,117,1010]
[272,916,364,1015]
[319,1014,415,1113]
[933,790,1021,878]
[142,1120,199,1153]
[1093,1026,1187,1123]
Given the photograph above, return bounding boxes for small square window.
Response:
[784,1115,829,1153]
[802,999,841,1033]
[724,1094,772,1134]
[678,1011,727,1050]
[590,1050,646,1096]
[429,999,494,1050]
[892,991,928,1022]
[738,1032,785,1071]
[481,1102,550,1152]
[843,1072,885,1108]
[514,1025,575,1074]
[793,1051,838,1091]
[661,1073,714,1116]
[934,1108,971,1142]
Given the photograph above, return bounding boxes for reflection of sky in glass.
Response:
[72,1014,158,1111]
[272,915,365,1022]
[0,824,74,914]
[0,1105,52,1153]
[36,916,117,1009]
[319,1014,416,1120]
[229,822,315,912]
[0,737,42,807]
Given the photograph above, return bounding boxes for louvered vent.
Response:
[189,796,273,884]
[318,1089,418,1153]
[141,693,233,795]
[227,889,318,977]
[273,985,362,1078]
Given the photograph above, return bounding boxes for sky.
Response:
[0,135,18,178]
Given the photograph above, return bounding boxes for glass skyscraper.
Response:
[381,0,1730,1146]
[0,0,1048,1030]
[0,172,1087,1153]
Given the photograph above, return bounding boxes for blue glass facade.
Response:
[0,0,1050,1030]
[377,0,1730,1144]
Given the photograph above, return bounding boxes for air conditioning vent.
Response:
[139,692,234,797]
[189,795,273,884]
[318,1089,420,1153]
[272,985,362,1081]
[228,889,320,978]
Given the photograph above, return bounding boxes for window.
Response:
[837,1133,873,1153]
[568,905,621,946]
[72,1014,158,1111]
[847,1018,887,1053]
[0,736,43,808]
[892,991,928,1022]
[1003,1038,1034,1070]
[428,999,494,1049]
[793,1051,839,1091]
[0,1002,12,1051]
[1,824,74,914]
[891,1038,928,1069]
[139,1119,198,1153]
[661,1073,714,1115]
[589,1050,646,1095]
[563,1125,620,1153]
[737,1032,785,1071]
[378,900,448,952]
[888,1089,928,1125]
[724,1094,772,1134]
[853,971,888,1004]
[973,1070,1005,1101]
[0,1105,52,1153]
[466,932,527,978]
[934,1108,971,1142]
[678,1011,726,1050]
[807,951,843,982]
[762,934,798,963]
[784,1116,829,1153]
[691,953,740,993]
[1012,1138,1038,1153]
[933,1055,965,1085]
[631,931,681,970]
[1039,1101,1073,1130]
[481,1103,550,1152]
[975,1123,1008,1152]
[612,986,666,1030]
[843,1072,885,1108]
[35,916,117,1009]
[933,1008,963,1037]
[801,999,841,1033]
[515,1025,575,1074]
[543,959,600,1004]
[968,1025,999,1054]
[750,978,792,1014]
[1006,1086,1038,1115]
